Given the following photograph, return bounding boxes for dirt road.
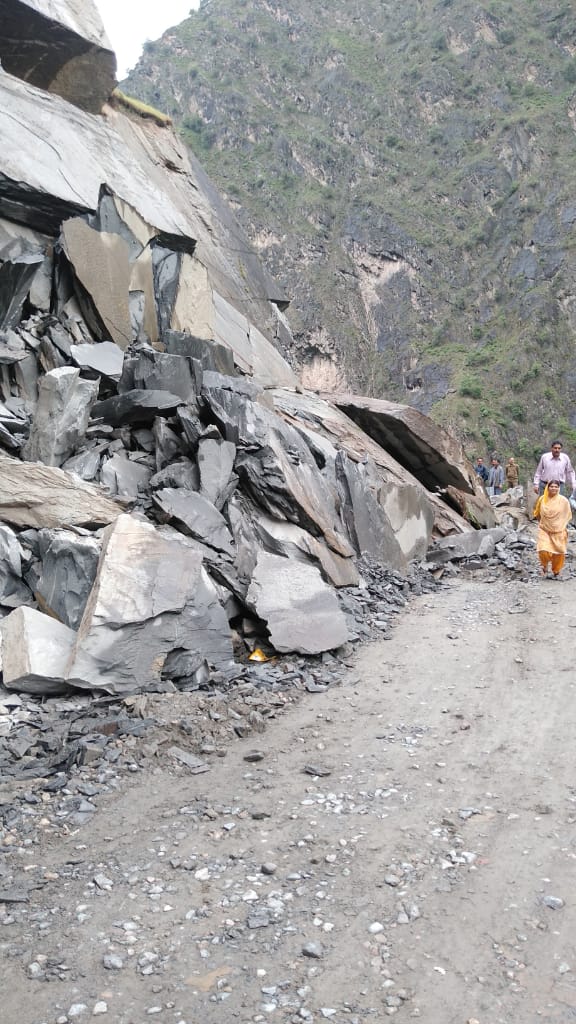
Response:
[3,569,576,1024]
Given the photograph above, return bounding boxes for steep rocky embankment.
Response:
[0,0,501,711]
[126,0,576,469]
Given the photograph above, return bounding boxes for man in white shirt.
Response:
[533,440,576,496]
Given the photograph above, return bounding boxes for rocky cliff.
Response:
[0,0,496,698]
[125,0,576,469]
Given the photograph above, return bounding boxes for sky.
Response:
[95,1,201,78]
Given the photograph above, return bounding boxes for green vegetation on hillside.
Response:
[126,0,576,474]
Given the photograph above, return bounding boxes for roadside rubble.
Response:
[0,0,500,823]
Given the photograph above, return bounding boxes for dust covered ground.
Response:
[2,563,576,1024]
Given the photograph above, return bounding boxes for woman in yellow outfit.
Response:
[533,480,572,578]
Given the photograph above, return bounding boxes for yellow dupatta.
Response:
[534,485,572,554]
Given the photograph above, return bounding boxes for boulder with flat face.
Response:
[327,392,482,496]
[1,606,77,695]
[270,389,435,564]
[246,551,349,655]
[0,0,116,114]
[36,528,100,629]
[23,366,99,467]
[0,455,122,529]
[67,514,234,695]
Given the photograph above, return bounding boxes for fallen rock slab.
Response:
[23,366,99,466]
[36,528,100,629]
[1,606,77,695]
[67,514,235,695]
[328,392,482,495]
[246,551,349,655]
[0,455,122,528]
[426,527,507,565]
[0,0,117,114]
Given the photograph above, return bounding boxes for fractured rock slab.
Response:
[254,515,359,588]
[246,551,349,655]
[153,488,234,556]
[36,528,100,629]
[23,366,99,466]
[61,219,132,348]
[0,455,122,528]
[198,437,236,509]
[426,527,507,565]
[1,606,77,695]
[70,341,124,380]
[0,523,33,608]
[329,392,482,495]
[91,389,183,427]
[0,0,117,113]
[67,514,234,695]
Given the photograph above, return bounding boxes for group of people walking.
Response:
[475,440,576,580]
[474,455,519,495]
[532,440,575,579]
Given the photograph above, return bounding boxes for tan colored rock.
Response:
[61,219,133,348]
[0,455,122,529]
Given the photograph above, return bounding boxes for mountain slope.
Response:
[126,0,576,466]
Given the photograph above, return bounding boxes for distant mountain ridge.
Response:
[126,0,576,467]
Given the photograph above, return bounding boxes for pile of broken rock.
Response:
[0,183,476,703]
[0,27,494,707]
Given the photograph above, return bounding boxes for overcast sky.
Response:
[95,1,200,78]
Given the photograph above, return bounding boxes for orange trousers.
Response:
[538,551,565,575]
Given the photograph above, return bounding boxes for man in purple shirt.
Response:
[533,440,576,495]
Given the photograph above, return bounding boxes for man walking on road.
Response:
[487,457,505,495]
[533,440,576,496]
[474,457,489,484]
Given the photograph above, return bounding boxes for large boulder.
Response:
[271,389,435,565]
[0,455,122,528]
[67,515,235,695]
[246,551,349,655]
[0,0,116,113]
[327,393,483,495]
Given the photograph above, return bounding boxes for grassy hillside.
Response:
[126,0,576,473]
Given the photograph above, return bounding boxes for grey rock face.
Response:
[91,390,183,427]
[36,528,100,629]
[0,0,117,114]
[119,348,199,403]
[335,452,406,568]
[153,488,234,556]
[23,366,99,466]
[164,330,235,376]
[100,453,152,499]
[426,527,508,565]
[330,392,482,496]
[149,460,199,492]
[198,438,236,509]
[70,341,125,380]
[253,515,359,588]
[246,551,349,655]
[1,606,77,695]
[67,515,234,695]
[203,384,352,558]
[0,241,45,329]
[0,523,33,608]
